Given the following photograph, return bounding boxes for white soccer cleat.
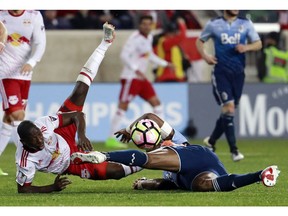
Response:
[261,165,280,187]
[203,136,215,152]
[103,22,115,43]
[0,168,8,176]
[231,151,244,162]
[70,151,107,164]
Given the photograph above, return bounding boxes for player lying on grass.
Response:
[15,23,142,193]
[71,113,280,192]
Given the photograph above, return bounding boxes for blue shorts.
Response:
[163,145,228,191]
[211,69,245,106]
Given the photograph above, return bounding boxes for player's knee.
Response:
[8,110,25,122]
[222,102,235,114]
[106,163,125,180]
[192,172,217,192]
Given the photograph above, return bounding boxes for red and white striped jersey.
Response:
[15,115,70,186]
[0,10,46,80]
[120,30,168,79]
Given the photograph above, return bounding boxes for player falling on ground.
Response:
[71,112,280,192]
[14,23,142,193]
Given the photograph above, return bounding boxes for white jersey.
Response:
[0,10,46,80]
[15,115,71,186]
[120,30,168,79]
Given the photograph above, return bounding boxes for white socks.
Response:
[121,164,143,176]
[109,108,126,137]
[0,122,12,156]
[76,40,111,86]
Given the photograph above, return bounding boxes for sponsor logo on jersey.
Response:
[8,95,19,105]
[221,33,240,44]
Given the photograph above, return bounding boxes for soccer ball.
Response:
[131,119,161,150]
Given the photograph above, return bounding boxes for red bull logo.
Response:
[7,33,30,46]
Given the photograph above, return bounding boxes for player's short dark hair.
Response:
[139,15,153,24]
[266,31,280,43]
[17,120,35,140]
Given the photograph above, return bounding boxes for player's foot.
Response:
[203,136,216,152]
[231,151,244,162]
[0,168,8,176]
[103,22,115,43]
[70,151,107,164]
[261,165,280,187]
[105,137,128,149]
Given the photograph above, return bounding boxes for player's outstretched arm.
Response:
[17,175,72,193]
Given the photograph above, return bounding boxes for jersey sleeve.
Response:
[34,115,61,131]
[16,157,36,186]
[120,37,139,71]
[246,20,261,43]
[199,20,213,42]
[26,11,46,68]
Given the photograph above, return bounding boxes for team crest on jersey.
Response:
[8,95,19,105]
[45,136,53,145]
[238,25,244,33]
[81,169,91,179]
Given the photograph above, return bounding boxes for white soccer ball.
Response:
[131,119,161,150]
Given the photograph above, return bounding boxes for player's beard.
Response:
[225,10,239,18]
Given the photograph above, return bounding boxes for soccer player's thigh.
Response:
[0,79,27,113]
[232,72,245,106]
[212,73,233,105]
[138,79,157,102]
[119,79,141,103]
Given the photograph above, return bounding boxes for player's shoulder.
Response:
[210,16,223,22]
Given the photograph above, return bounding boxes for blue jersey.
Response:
[200,16,260,74]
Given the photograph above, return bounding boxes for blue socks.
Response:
[105,150,148,166]
[210,115,224,145]
[212,171,262,191]
[222,113,237,153]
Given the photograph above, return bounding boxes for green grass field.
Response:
[0,138,287,209]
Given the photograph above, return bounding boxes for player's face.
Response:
[139,19,153,36]
[22,126,45,153]
[225,10,239,17]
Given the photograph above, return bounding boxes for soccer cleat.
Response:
[70,151,107,164]
[0,168,8,176]
[261,165,280,187]
[105,137,128,149]
[203,136,216,152]
[133,177,147,190]
[231,151,244,162]
[103,22,115,43]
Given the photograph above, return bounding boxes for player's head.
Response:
[138,15,154,36]
[224,10,239,17]
[265,31,280,46]
[17,120,45,153]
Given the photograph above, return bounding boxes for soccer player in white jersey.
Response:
[106,15,173,148]
[14,23,142,193]
[0,10,46,175]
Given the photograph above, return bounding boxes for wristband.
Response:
[126,125,131,134]
[160,121,173,139]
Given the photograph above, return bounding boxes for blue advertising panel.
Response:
[0,83,188,142]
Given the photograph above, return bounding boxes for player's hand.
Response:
[53,174,72,191]
[0,42,5,54]
[203,55,217,65]
[235,44,247,53]
[166,62,175,70]
[21,63,33,76]
[77,135,93,151]
[114,128,131,143]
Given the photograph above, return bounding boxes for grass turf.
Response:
[0,138,287,209]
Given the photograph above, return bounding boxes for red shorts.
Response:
[55,99,108,180]
[0,79,30,114]
[119,78,156,102]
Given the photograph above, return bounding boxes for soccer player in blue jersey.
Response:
[71,113,280,192]
[195,10,262,161]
